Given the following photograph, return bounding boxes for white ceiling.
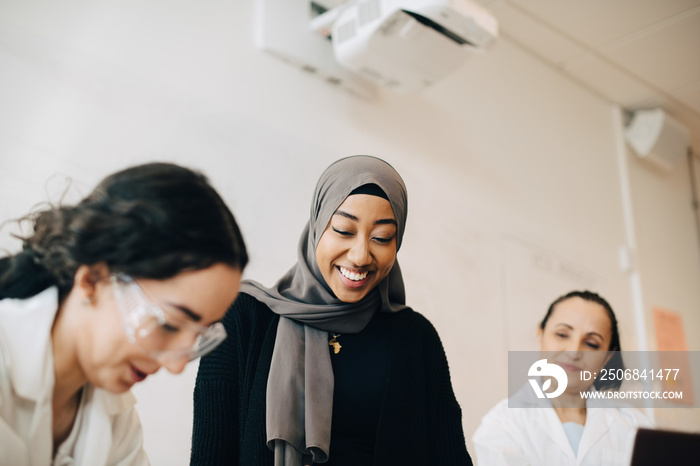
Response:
[476,0,700,155]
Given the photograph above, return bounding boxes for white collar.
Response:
[0,288,138,414]
[509,384,615,461]
[0,287,59,401]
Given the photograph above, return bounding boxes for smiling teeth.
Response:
[339,267,369,281]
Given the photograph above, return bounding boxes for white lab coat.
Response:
[472,385,652,466]
[0,288,150,466]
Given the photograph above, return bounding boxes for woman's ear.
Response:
[73,263,110,305]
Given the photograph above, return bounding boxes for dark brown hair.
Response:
[0,163,248,300]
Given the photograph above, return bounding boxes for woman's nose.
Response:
[566,341,585,356]
[346,238,371,266]
[161,355,189,375]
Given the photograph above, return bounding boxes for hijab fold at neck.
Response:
[241,155,410,465]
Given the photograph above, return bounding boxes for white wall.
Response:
[0,1,698,464]
[623,120,700,429]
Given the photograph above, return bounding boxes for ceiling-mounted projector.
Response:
[329,0,498,93]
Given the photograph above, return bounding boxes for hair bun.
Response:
[0,248,55,299]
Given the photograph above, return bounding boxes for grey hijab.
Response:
[241,155,410,465]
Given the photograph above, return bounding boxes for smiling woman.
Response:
[191,155,472,466]
[315,191,398,303]
[537,291,624,396]
[0,163,247,466]
[473,290,653,466]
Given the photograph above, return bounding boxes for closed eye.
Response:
[373,236,394,243]
[161,322,180,333]
[332,227,353,236]
[586,342,600,349]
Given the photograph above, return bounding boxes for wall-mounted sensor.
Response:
[625,108,690,171]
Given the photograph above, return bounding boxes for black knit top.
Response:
[190,293,472,466]
[326,308,391,465]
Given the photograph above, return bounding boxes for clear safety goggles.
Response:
[111,274,227,362]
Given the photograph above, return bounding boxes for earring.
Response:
[82,296,94,306]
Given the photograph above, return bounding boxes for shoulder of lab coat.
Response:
[1,288,60,465]
[75,386,150,466]
[472,389,561,466]
[0,289,150,466]
[472,385,653,466]
[0,287,58,400]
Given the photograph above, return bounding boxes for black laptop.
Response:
[630,428,700,465]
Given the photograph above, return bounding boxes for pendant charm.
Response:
[329,334,342,354]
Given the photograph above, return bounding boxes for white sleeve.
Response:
[630,407,655,430]
[0,328,28,466]
[107,405,151,466]
[472,401,532,466]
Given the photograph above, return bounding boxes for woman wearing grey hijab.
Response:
[191,156,471,466]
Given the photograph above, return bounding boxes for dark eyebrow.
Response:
[554,323,573,330]
[334,210,358,221]
[334,210,397,226]
[166,302,202,322]
[554,323,604,340]
[375,218,397,226]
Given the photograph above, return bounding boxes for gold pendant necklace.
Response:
[329,333,342,354]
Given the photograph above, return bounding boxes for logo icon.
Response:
[528,359,568,399]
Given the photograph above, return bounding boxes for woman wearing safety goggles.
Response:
[112,273,230,365]
[0,162,247,466]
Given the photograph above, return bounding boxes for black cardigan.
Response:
[190,293,472,465]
